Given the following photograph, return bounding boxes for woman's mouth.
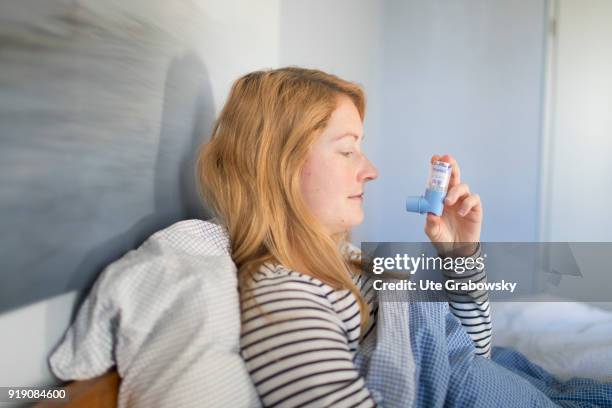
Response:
[349,193,364,200]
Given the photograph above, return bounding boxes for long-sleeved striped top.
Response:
[239,243,491,408]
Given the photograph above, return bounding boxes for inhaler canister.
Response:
[405,160,452,216]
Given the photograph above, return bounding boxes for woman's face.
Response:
[300,95,379,235]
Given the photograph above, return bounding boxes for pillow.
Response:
[49,219,261,407]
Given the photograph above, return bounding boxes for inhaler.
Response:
[405,160,452,216]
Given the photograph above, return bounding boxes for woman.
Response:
[196,67,490,407]
[196,68,611,407]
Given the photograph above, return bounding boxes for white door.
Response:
[540,0,612,305]
[542,0,612,242]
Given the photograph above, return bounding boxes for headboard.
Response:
[0,2,215,316]
[35,370,120,408]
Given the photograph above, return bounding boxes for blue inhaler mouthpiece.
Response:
[406,160,452,216]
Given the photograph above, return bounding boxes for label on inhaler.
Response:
[427,161,452,192]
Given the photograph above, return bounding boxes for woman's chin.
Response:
[347,211,364,228]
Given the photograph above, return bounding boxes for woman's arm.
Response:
[419,155,489,356]
[343,240,491,357]
[441,242,492,357]
[240,271,377,408]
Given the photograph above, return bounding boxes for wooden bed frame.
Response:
[35,370,120,408]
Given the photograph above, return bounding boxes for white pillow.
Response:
[49,219,261,408]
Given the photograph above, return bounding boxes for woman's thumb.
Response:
[424,213,441,239]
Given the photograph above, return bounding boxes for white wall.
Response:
[280,0,548,244]
[372,0,548,242]
[0,292,78,389]
[278,0,385,245]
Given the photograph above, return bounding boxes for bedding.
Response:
[492,296,612,382]
[48,219,260,408]
[403,294,612,407]
[49,219,611,407]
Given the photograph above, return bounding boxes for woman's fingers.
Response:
[424,212,442,239]
[457,193,481,216]
[445,184,481,217]
[444,183,470,206]
[443,154,461,188]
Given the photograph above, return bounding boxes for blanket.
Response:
[356,287,612,407]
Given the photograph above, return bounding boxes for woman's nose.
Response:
[361,157,379,182]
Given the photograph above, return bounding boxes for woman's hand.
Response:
[424,154,482,257]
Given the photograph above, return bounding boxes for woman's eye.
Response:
[340,152,354,157]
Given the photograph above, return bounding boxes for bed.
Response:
[41,298,612,407]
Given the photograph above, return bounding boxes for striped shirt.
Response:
[240,243,491,407]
